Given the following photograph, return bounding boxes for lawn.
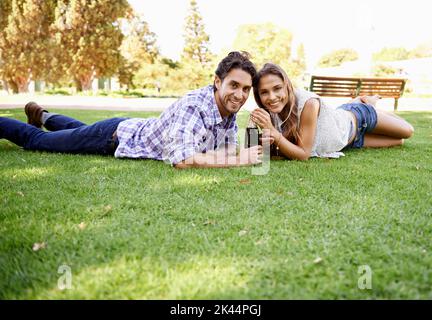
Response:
[0,108,431,299]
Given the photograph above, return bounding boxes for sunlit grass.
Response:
[0,109,431,299]
[35,255,255,299]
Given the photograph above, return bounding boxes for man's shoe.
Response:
[24,102,47,128]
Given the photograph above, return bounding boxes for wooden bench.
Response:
[309,75,407,110]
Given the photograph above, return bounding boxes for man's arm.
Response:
[164,104,261,168]
[174,145,262,169]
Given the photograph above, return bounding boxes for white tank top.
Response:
[270,89,354,158]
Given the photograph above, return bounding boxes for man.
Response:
[0,51,262,168]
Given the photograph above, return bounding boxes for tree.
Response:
[0,0,13,92]
[0,0,57,93]
[0,1,12,31]
[182,0,212,66]
[156,0,214,93]
[289,43,307,79]
[317,48,359,68]
[121,14,159,65]
[52,0,131,91]
[119,13,159,89]
[372,64,398,77]
[409,41,432,59]
[372,47,410,62]
[232,23,306,79]
[134,59,170,92]
[233,23,291,67]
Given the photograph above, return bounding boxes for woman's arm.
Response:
[276,98,319,160]
[252,98,320,161]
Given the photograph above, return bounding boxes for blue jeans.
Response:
[0,114,128,155]
[337,103,378,148]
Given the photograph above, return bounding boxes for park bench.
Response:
[309,75,407,110]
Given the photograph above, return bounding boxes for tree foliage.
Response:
[182,0,212,66]
[408,41,432,59]
[372,64,398,77]
[0,0,14,91]
[119,13,159,89]
[133,0,215,95]
[317,48,359,68]
[372,47,410,62]
[0,0,57,93]
[232,23,306,80]
[0,0,132,92]
[290,43,306,79]
[233,23,291,67]
[0,1,12,29]
[51,0,131,91]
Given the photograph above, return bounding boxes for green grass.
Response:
[0,109,431,299]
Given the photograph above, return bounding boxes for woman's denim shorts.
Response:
[337,103,378,148]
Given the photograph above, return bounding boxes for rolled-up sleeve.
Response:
[162,106,207,166]
[225,118,239,146]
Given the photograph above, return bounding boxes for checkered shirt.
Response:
[114,85,238,165]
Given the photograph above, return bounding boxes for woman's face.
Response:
[258,74,288,114]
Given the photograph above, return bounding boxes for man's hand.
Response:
[175,146,263,169]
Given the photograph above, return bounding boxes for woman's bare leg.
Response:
[347,95,414,141]
[349,95,414,139]
[371,109,414,139]
[363,133,404,148]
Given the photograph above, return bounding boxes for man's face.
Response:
[214,68,252,118]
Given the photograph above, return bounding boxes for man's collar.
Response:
[208,85,224,125]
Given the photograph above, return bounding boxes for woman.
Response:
[250,63,414,160]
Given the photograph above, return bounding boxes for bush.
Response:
[44,88,72,96]
[112,90,145,98]
[372,64,398,77]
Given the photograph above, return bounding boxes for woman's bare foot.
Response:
[348,95,381,106]
[359,94,382,107]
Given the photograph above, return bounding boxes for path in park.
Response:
[0,94,431,112]
[0,95,177,112]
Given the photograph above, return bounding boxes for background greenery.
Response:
[0,0,307,95]
[5,1,431,96]
[0,109,431,299]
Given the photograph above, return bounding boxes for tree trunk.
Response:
[76,74,93,92]
[17,82,29,93]
[15,76,30,93]
[1,79,9,94]
[74,78,83,92]
[8,80,19,94]
[81,78,92,91]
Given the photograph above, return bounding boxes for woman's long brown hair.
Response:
[253,63,300,144]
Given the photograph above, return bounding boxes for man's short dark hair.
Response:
[214,51,257,90]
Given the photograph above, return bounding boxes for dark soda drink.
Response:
[245,127,262,148]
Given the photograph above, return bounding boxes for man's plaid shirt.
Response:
[114,85,238,165]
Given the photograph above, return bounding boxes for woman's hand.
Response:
[260,129,275,145]
[251,108,274,130]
